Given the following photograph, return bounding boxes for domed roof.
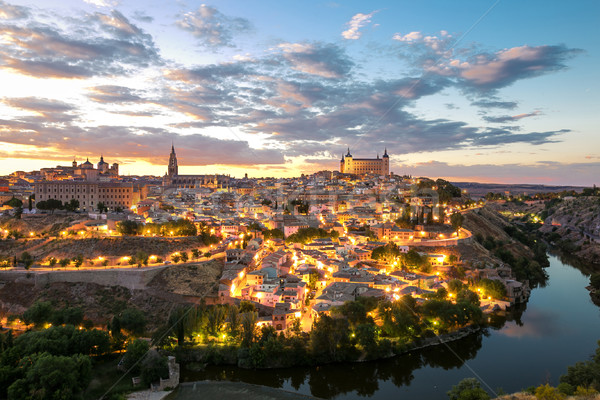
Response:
[98,155,108,165]
[82,158,93,168]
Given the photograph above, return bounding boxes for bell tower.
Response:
[168,144,178,176]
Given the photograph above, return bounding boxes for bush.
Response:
[447,378,490,400]
[140,350,169,386]
[556,382,573,395]
[590,273,600,290]
[534,384,564,400]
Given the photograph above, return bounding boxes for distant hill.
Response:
[453,182,585,198]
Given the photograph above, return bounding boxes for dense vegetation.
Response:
[0,301,171,399]
[151,293,483,369]
[285,227,339,244]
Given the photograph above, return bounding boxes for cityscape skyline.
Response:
[0,0,598,185]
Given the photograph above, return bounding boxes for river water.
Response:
[181,254,600,399]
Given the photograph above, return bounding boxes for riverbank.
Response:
[165,381,317,400]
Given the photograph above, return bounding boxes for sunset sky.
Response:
[0,0,598,185]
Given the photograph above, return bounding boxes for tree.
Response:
[447,378,490,400]
[135,251,149,267]
[47,257,57,269]
[122,339,150,375]
[240,311,258,347]
[20,252,34,269]
[120,308,147,336]
[3,197,23,208]
[72,254,84,269]
[263,229,284,240]
[97,202,108,213]
[180,252,189,263]
[22,301,54,327]
[59,258,70,268]
[478,278,507,300]
[117,220,141,236]
[28,195,33,212]
[590,273,600,291]
[191,249,200,260]
[171,254,181,263]
[450,212,464,233]
[64,198,80,212]
[140,350,169,386]
[36,199,63,214]
[7,352,92,400]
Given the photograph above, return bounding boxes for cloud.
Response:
[1,97,77,122]
[392,31,423,42]
[0,0,29,19]
[457,45,581,91]
[131,11,153,23]
[83,0,118,7]
[0,115,283,166]
[472,128,567,146]
[277,42,353,78]
[86,85,145,103]
[392,30,580,93]
[341,11,377,40]
[471,99,518,109]
[176,4,251,47]
[0,11,160,79]
[483,110,542,123]
[395,160,599,186]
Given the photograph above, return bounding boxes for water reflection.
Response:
[499,308,562,338]
[181,332,485,399]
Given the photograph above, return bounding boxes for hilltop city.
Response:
[1,143,600,399]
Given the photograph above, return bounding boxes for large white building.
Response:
[340,148,389,176]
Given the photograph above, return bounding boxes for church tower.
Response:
[168,144,178,176]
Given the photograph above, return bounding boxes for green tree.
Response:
[22,301,54,327]
[447,378,490,400]
[59,258,70,268]
[240,311,258,347]
[7,352,91,400]
[590,273,600,290]
[64,199,80,212]
[36,199,63,214]
[310,315,352,362]
[120,308,147,336]
[180,252,189,263]
[20,252,34,269]
[140,350,169,386]
[191,249,200,260]
[122,339,150,375]
[171,254,181,263]
[117,220,142,236]
[97,201,108,213]
[72,254,83,269]
[450,212,464,233]
[478,279,507,300]
[3,197,23,208]
[47,257,57,269]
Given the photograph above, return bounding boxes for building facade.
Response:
[34,181,135,211]
[340,148,389,176]
[163,145,230,189]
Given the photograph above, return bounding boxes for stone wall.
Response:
[0,266,168,290]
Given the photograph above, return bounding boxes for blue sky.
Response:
[0,0,598,185]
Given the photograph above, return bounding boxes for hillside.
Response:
[0,236,210,262]
[0,260,223,330]
[538,196,600,266]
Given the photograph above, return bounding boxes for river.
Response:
[180,254,600,399]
